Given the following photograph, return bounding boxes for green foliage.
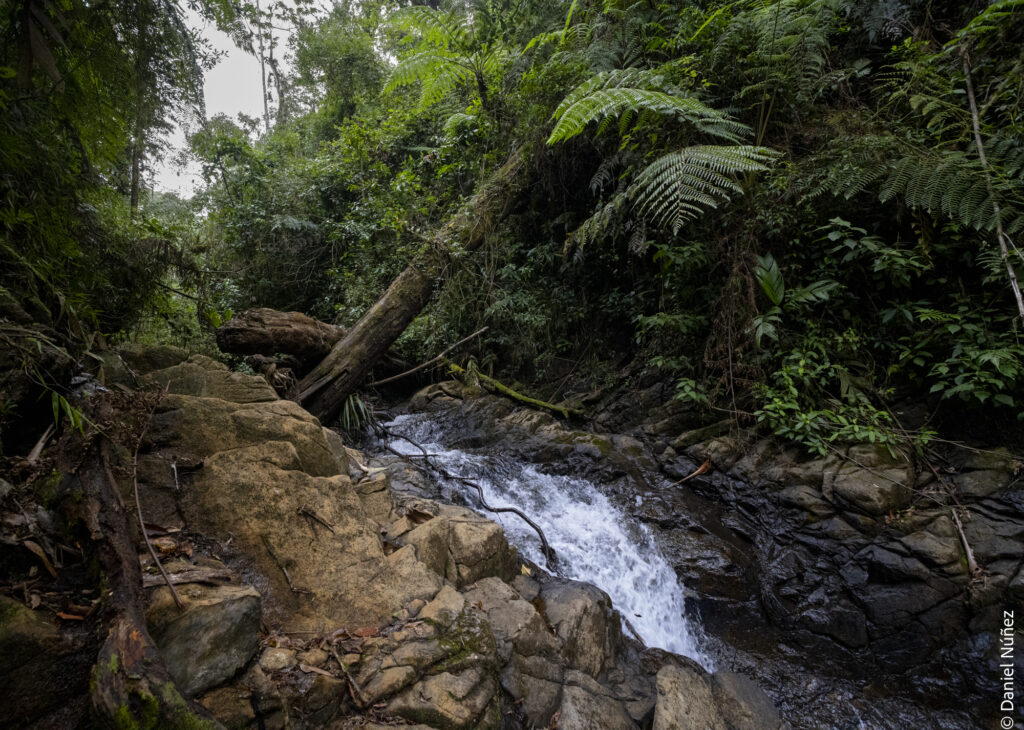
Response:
[384,5,512,113]
[169,0,1024,452]
[340,393,372,434]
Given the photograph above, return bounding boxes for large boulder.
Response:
[144,355,279,404]
[146,583,262,697]
[540,579,620,678]
[184,440,440,630]
[147,394,344,477]
[653,663,727,730]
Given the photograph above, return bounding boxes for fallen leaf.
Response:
[152,537,177,554]
[353,626,377,637]
[23,540,57,578]
[56,611,84,621]
[29,593,41,609]
[520,564,532,576]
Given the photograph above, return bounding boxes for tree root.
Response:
[381,427,558,571]
[60,396,221,728]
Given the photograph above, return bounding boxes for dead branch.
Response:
[367,326,489,387]
[381,427,558,570]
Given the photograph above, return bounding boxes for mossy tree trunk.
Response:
[61,426,219,728]
[292,149,525,423]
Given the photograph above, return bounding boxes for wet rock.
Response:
[777,484,835,518]
[387,667,497,728]
[146,583,261,696]
[540,579,619,678]
[653,663,727,730]
[688,436,746,472]
[960,509,1024,564]
[826,463,911,516]
[500,652,564,727]
[420,585,465,627]
[559,684,637,730]
[444,506,516,586]
[712,670,782,730]
[463,577,558,661]
[145,356,279,404]
[954,469,1013,498]
[898,515,965,575]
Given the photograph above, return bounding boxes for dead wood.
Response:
[292,149,526,423]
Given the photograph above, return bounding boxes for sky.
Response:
[152,11,273,197]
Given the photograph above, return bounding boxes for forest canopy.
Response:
[3,0,1024,454]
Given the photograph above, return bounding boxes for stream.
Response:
[374,410,984,730]
[383,412,709,667]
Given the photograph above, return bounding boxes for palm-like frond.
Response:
[630,146,778,233]
[389,6,470,50]
[548,69,748,144]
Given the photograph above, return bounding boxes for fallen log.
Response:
[292,149,526,423]
[217,308,411,380]
[216,308,343,364]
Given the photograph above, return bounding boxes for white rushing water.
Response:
[384,414,710,669]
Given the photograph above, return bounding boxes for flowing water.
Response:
[382,412,710,668]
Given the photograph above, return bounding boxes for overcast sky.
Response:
[152,11,274,196]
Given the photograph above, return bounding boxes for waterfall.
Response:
[383,414,711,668]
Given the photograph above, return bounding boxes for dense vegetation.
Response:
[3,0,1024,454]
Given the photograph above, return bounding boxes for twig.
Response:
[382,429,558,570]
[367,327,489,387]
[101,395,183,610]
[329,645,367,708]
[261,535,312,594]
[297,506,335,534]
[950,508,981,577]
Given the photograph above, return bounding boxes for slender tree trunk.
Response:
[963,55,1024,320]
[255,0,271,135]
[292,149,525,422]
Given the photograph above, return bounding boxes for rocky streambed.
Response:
[3,346,1021,729]
[2,347,784,729]
[394,379,1024,729]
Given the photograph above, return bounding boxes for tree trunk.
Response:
[61,433,219,728]
[292,149,525,422]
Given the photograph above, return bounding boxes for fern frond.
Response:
[630,145,778,233]
[389,6,469,49]
[549,84,746,144]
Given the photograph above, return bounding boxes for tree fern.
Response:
[384,6,510,113]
